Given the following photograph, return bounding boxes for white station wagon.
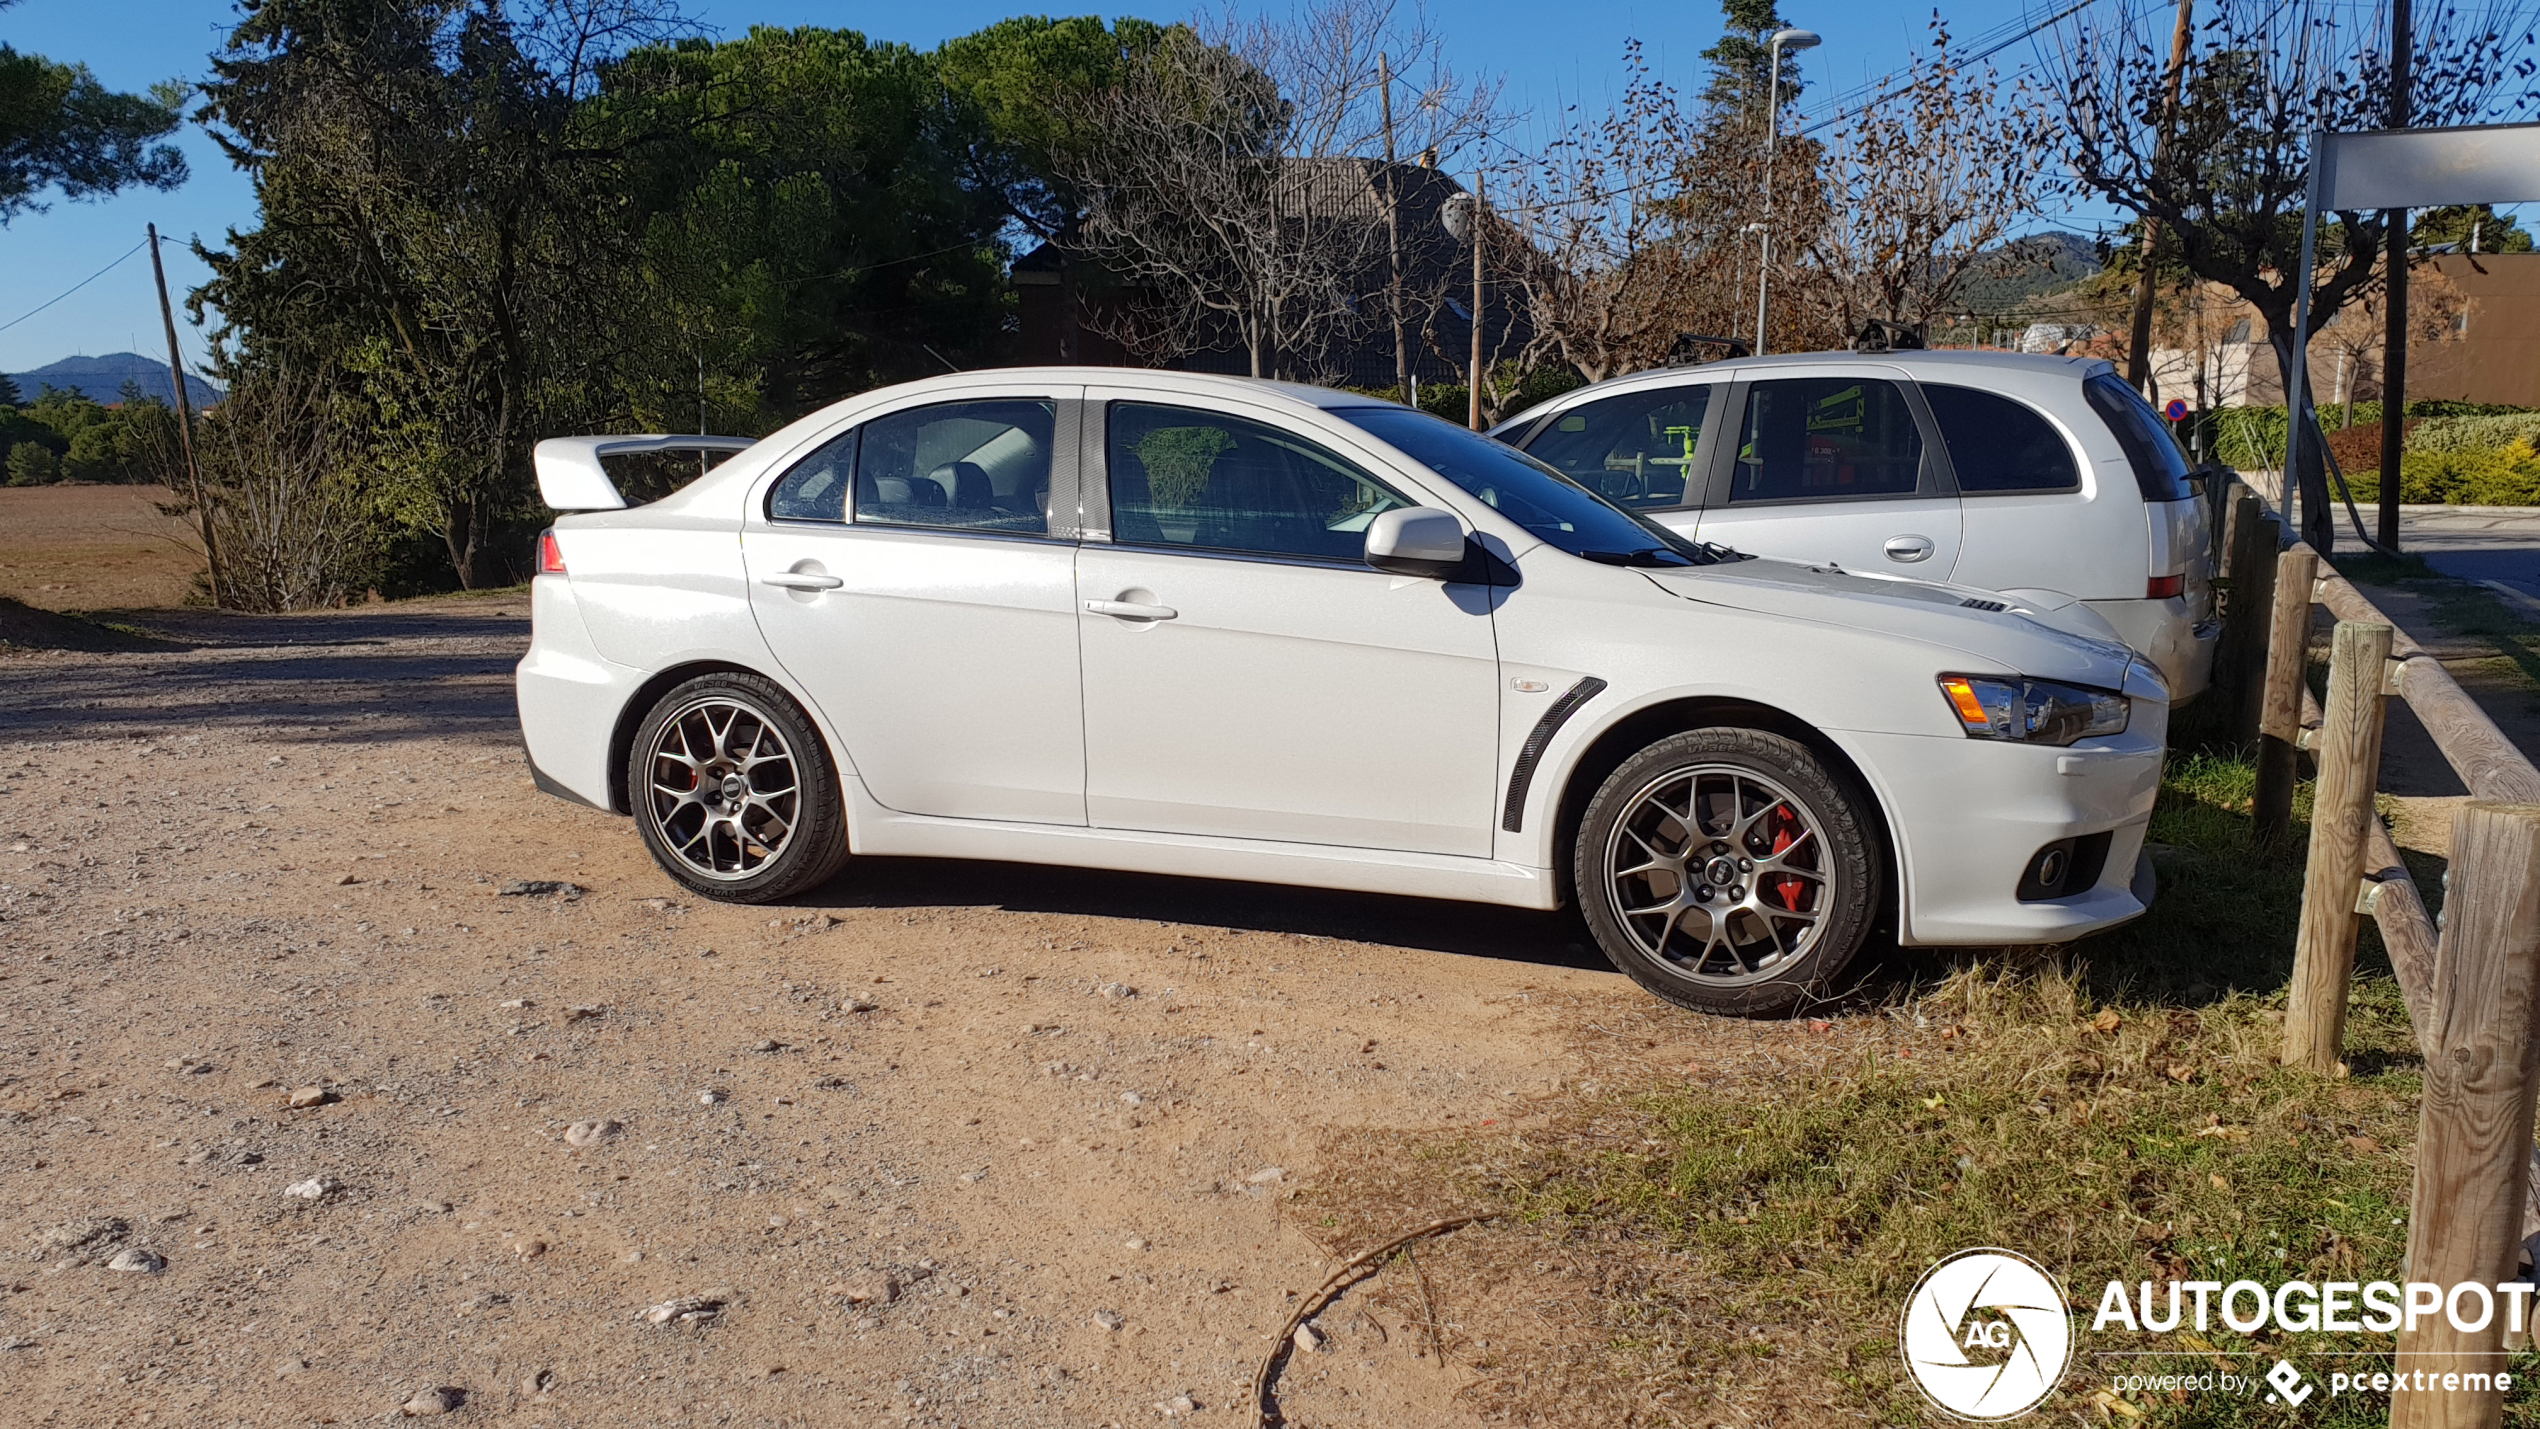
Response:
[1495,349,2219,700]
[517,368,2166,1015]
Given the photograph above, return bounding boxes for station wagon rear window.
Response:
[2083,372,2196,502]
[1922,385,2082,494]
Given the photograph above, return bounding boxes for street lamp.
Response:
[1754,26,1820,357]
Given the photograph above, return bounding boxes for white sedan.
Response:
[517,368,2166,1015]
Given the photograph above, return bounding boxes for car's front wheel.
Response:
[627,673,850,903]
[1575,728,1880,1016]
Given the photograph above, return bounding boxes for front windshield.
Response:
[1332,405,1720,567]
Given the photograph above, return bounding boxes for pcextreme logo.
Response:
[1901,1248,2074,1421]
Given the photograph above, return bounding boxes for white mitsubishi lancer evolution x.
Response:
[516,367,2165,1016]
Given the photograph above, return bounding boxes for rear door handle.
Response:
[760,572,844,591]
[1883,535,1936,563]
[1085,599,1177,621]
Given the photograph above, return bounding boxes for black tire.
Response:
[626,672,850,904]
[1573,727,1881,1016]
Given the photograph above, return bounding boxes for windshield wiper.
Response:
[1577,546,1696,568]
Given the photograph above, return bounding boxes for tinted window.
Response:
[1108,402,1410,561]
[1730,378,1924,503]
[1517,386,1712,509]
[857,400,1055,533]
[1335,405,1714,567]
[2083,373,2195,502]
[1922,385,2081,494]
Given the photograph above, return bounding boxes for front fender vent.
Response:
[1502,677,1609,833]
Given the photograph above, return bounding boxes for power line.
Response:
[0,237,152,335]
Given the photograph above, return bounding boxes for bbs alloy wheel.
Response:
[628,673,849,903]
[1576,728,1880,1016]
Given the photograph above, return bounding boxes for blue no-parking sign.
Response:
[2164,398,2189,421]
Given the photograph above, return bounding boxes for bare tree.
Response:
[151,362,373,611]
[1803,19,2058,337]
[2048,0,2540,549]
[1494,45,1708,386]
[1067,29,1382,377]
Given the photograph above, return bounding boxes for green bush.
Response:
[5,440,61,486]
[2198,400,2538,470]
[2346,441,2540,505]
[2406,412,2540,454]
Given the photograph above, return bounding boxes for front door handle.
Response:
[1883,535,1936,564]
[760,572,844,591]
[1085,598,1177,621]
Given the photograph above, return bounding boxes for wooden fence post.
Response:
[2253,548,2320,843]
[2232,513,2283,743]
[2283,620,2395,1073]
[2216,490,2267,734]
[2390,802,2540,1429]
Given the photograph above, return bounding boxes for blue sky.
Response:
[0,0,2091,375]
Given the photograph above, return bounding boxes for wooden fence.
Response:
[2208,480,2540,1428]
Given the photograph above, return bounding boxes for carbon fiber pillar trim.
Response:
[1501,676,1608,833]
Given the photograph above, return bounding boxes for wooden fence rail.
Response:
[2208,475,2540,1428]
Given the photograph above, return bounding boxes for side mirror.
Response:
[1364,506,1468,579]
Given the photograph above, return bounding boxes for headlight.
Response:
[1937,675,2129,745]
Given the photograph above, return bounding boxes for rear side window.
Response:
[768,430,855,522]
[1515,385,1711,509]
[1922,385,2081,494]
[1729,377,1924,502]
[2083,372,2195,502]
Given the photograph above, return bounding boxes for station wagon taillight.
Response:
[2146,573,2184,600]
[538,529,567,576]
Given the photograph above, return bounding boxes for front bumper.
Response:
[1840,725,2165,946]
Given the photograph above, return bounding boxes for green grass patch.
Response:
[1372,693,2508,1424]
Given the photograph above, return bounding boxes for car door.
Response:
[1690,371,1965,579]
[1074,392,1502,856]
[744,388,1088,826]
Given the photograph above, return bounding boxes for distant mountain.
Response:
[6,353,222,408]
[1947,230,2103,317]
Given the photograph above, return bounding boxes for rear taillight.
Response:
[538,529,567,575]
[2146,573,2184,600]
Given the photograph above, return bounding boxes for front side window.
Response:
[1107,402,1410,561]
[1517,385,1712,509]
[856,399,1055,533]
[1729,377,1925,503]
[1922,385,2082,494]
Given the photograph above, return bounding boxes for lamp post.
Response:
[1753,26,1820,357]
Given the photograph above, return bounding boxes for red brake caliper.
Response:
[1765,806,1807,911]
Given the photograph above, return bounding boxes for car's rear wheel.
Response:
[1575,728,1880,1016]
[627,673,849,903]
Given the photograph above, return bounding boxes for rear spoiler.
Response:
[533,434,759,510]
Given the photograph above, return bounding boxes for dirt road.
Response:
[0,600,1719,1427]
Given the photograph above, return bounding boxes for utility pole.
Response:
[1379,52,1410,404]
[149,223,219,608]
[1468,168,1485,431]
[2380,0,2413,551]
[1754,28,1821,356]
[2124,0,2196,396]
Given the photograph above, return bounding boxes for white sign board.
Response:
[2317,123,2540,210]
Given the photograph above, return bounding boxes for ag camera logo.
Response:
[1901,1248,2072,1420]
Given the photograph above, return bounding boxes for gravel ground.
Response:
[0,598,1688,1427]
